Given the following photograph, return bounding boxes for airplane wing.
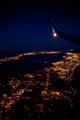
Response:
[48,18,80,45]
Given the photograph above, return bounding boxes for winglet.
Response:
[48,18,63,34]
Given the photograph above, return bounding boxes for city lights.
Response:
[0,50,80,119]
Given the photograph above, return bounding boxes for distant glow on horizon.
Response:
[53,33,57,37]
[0,51,61,64]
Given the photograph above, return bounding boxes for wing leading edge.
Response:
[48,18,80,45]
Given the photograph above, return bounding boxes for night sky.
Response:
[0,0,80,56]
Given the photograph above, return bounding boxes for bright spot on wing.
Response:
[53,33,57,36]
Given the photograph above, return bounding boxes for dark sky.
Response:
[0,0,80,55]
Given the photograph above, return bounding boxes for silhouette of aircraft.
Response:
[48,18,80,53]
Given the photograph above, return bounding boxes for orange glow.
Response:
[1,50,79,117]
[53,33,57,36]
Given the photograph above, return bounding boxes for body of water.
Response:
[0,52,64,82]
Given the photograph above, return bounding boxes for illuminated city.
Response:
[0,50,80,119]
[0,51,60,64]
[0,0,80,119]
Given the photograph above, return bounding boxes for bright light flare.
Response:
[53,33,57,37]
